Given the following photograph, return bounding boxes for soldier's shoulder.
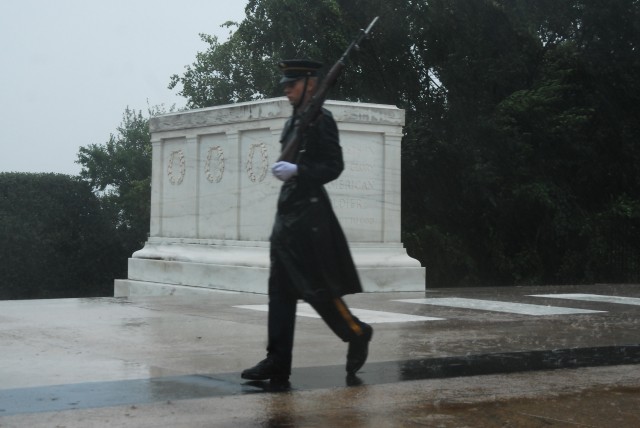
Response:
[320,107,334,118]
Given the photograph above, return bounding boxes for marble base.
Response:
[114,238,425,296]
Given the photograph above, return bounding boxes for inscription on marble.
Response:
[167,149,186,185]
[246,142,269,183]
[239,129,280,241]
[204,146,225,183]
[326,131,383,240]
[198,133,237,239]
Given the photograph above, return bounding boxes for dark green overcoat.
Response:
[269,109,362,302]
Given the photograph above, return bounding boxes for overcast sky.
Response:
[0,0,248,176]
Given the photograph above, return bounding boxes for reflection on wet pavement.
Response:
[2,344,639,416]
[1,284,640,426]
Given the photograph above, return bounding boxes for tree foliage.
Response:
[170,0,640,286]
[0,173,122,299]
[76,107,153,254]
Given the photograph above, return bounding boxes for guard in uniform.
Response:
[241,59,373,383]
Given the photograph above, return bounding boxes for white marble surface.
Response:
[117,98,425,295]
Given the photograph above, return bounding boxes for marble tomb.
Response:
[114,98,425,296]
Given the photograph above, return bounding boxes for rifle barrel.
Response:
[364,16,379,35]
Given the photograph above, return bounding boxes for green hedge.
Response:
[0,173,125,299]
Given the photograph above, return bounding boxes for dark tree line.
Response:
[5,0,636,299]
[169,0,640,286]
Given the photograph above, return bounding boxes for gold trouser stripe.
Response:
[334,298,363,336]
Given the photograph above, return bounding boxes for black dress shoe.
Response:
[346,323,373,375]
[241,358,290,382]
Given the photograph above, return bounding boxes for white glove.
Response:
[272,161,298,181]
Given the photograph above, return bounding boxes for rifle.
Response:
[277,16,379,163]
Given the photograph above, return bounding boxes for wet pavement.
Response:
[1,283,639,427]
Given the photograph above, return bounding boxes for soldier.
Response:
[241,59,373,383]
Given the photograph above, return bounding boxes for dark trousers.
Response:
[266,280,367,372]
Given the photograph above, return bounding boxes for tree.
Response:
[168,0,640,286]
[76,107,154,254]
[169,0,423,107]
[400,0,544,286]
[0,173,121,299]
[486,0,640,284]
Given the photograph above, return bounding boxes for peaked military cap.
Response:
[278,59,323,84]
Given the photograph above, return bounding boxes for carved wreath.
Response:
[167,149,186,185]
[204,146,225,183]
[246,143,269,183]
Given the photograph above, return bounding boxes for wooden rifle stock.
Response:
[277,17,379,163]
